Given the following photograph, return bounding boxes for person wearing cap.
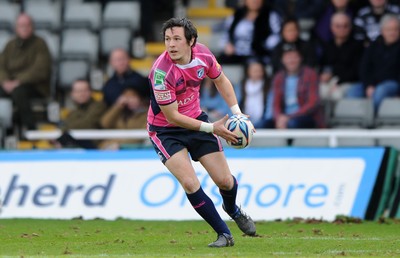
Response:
[99,85,149,149]
[271,43,324,129]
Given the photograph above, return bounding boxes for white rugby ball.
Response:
[224,114,255,149]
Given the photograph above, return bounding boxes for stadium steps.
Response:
[129,57,154,77]
[187,7,233,19]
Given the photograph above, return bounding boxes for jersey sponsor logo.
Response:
[154,69,167,90]
[197,67,204,78]
[154,90,172,101]
[177,94,194,106]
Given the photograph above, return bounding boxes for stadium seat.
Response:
[375,98,400,127]
[61,29,99,63]
[36,30,60,61]
[336,137,376,147]
[63,2,102,31]
[251,137,288,147]
[330,98,374,128]
[0,98,13,129]
[102,1,141,31]
[376,126,400,149]
[24,1,62,31]
[58,60,90,90]
[0,30,11,52]
[291,137,330,147]
[100,27,131,58]
[0,2,20,32]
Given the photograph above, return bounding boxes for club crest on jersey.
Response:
[154,69,166,90]
[197,68,204,78]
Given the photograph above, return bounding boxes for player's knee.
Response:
[181,178,200,193]
[215,175,233,191]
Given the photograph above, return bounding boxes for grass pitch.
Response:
[0,218,399,257]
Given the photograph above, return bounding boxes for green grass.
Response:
[0,218,399,257]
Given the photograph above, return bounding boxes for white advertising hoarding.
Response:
[0,148,385,221]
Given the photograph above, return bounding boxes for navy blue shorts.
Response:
[148,112,223,164]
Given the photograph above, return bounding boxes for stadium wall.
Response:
[0,147,398,221]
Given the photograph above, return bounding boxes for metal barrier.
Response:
[24,129,400,148]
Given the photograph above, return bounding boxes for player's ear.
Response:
[189,37,195,47]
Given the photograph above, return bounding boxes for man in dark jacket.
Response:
[102,48,148,107]
[347,14,400,112]
[0,13,51,130]
[319,12,364,102]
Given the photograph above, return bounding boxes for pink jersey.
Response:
[147,43,222,127]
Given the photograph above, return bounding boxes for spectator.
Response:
[271,43,323,129]
[315,0,355,43]
[354,0,400,44]
[99,85,149,150]
[271,17,318,73]
[200,77,231,122]
[218,0,281,64]
[238,59,270,126]
[0,13,51,130]
[102,48,148,107]
[319,12,364,102]
[273,0,326,20]
[61,79,107,131]
[55,79,107,149]
[347,14,400,112]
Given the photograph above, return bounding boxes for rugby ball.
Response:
[224,114,255,149]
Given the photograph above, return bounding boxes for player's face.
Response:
[164,27,193,65]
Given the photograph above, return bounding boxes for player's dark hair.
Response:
[162,17,198,47]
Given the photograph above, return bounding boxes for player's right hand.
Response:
[213,115,238,144]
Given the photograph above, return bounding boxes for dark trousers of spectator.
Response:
[0,84,41,130]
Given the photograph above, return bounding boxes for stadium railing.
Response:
[24,129,400,148]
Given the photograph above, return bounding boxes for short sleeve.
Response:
[150,68,176,105]
[196,43,222,79]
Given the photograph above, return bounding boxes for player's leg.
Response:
[165,148,234,247]
[199,151,256,236]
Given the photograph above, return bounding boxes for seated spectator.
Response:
[319,12,364,102]
[237,59,270,126]
[218,0,281,64]
[354,0,400,44]
[55,79,107,149]
[99,85,149,150]
[102,48,148,107]
[271,44,323,129]
[0,13,51,130]
[315,0,355,43]
[347,14,400,112]
[200,77,231,122]
[271,17,318,73]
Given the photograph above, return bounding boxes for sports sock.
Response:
[186,187,231,235]
[219,175,238,215]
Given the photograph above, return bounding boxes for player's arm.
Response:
[212,71,242,115]
[159,101,238,143]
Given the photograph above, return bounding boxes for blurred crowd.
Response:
[1,0,400,149]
